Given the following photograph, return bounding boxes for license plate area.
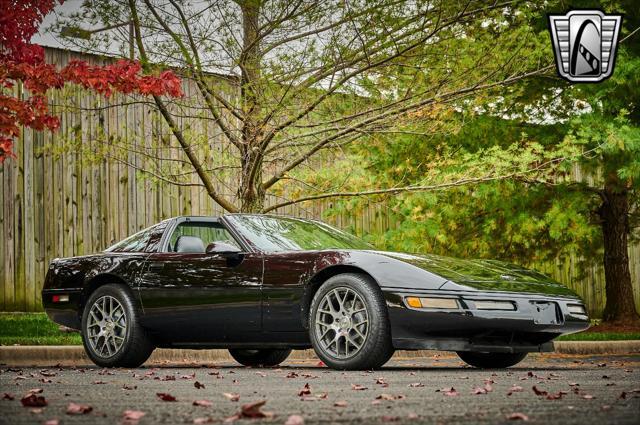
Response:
[530,301,562,325]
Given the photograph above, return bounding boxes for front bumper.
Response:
[383,289,590,353]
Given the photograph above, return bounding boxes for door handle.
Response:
[148,262,165,271]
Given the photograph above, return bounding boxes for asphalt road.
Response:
[0,353,639,424]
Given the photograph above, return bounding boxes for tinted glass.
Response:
[167,222,240,252]
[226,215,372,252]
[105,224,157,252]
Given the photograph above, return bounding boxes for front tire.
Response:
[457,351,527,368]
[309,273,394,370]
[81,284,154,368]
[228,349,292,367]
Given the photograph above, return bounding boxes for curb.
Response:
[1,341,639,366]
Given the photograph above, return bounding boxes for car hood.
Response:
[372,251,579,298]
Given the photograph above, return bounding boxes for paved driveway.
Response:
[1,353,638,424]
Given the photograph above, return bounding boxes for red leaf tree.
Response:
[0,0,183,162]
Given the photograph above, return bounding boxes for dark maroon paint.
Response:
[42,214,590,353]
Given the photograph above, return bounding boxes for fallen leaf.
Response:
[408,383,424,388]
[93,380,106,385]
[581,394,595,399]
[223,393,240,402]
[156,393,177,402]
[285,414,305,425]
[193,418,214,424]
[20,390,47,408]
[532,386,548,396]
[2,393,14,401]
[437,387,458,397]
[122,410,145,424]
[351,384,367,391]
[181,373,196,380]
[334,400,348,407]
[507,385,523,396]
[376,378,388,387]
[286,372,299,378]
[122,384,137,390]
[472,387,487,395]
[237,400,273,419]
[194,381,205,389]
[506,412,529,421]
[298,383,312,397]
[193,400,212,407]
[66,402,92,415]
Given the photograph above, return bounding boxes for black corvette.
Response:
[42,214,590,370]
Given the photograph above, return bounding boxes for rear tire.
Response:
[228,348,292,367]
[81,284,154,368]
[309,273,394,370]
[457,351,527,368]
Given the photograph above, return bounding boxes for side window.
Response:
[106,226,155,252]
[167,222,240,252]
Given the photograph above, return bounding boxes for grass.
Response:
[1,313,639,345]
[555,332,640,341]
[0,313,82,345]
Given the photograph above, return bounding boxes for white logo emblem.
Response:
[548,10,622,82]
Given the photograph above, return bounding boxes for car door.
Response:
[136,218,263,343]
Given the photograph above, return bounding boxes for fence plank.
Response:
[0,47,638,316]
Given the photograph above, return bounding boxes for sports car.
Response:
[42,214,590,370]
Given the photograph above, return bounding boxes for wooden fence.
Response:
[1,47,639,315]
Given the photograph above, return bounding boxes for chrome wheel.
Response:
[86,295,127,358]
[314,287,369,359]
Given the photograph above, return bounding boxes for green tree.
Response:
[52,0,556,213]
[311,1,640,324]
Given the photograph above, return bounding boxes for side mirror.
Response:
[206,242,242,259]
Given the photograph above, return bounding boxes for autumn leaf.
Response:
[298,383,312,397]
[20,389,47,407]
[532,386,548,396]
[506,412,529,421]
[437,387,458,396]
[226,400,273,422]
[193,400,213,407]
[193,417,214,424]
[408,383,424,388]
[223,393,240,402]
[194,381,205,389]
[122,410,146,424]
[156,393,177,402]
[507,385,523,396]
[334,400,348,407]
[351,384,368,391]
[285,414,305,425]
[66,402,92,415]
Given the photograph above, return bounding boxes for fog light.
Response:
[474,300,516,311]
[567,304,586,315]
[405,297,459,309]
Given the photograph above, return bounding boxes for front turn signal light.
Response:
[405,297,459,309]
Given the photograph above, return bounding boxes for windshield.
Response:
[226,215,373,252]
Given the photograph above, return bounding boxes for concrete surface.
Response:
[0,353,638,424]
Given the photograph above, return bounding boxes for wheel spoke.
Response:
[314,286,369,360]
[86,295,127,359]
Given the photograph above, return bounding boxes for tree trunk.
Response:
[238,0,265,213]
[599,179,639,323]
